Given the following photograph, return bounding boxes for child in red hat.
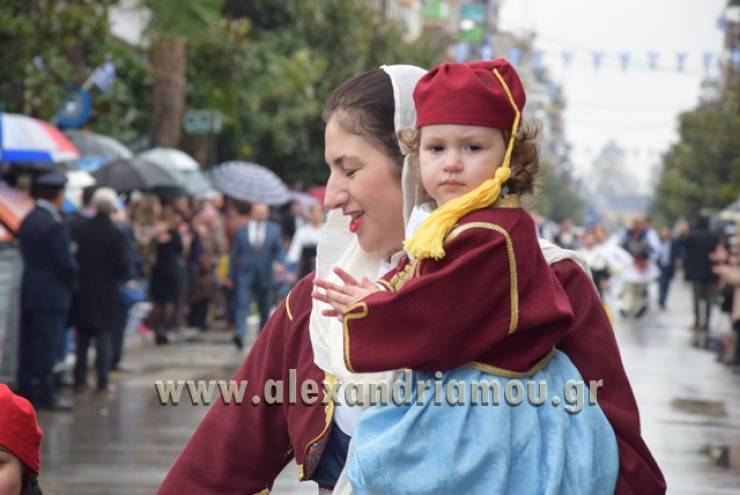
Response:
[314,60,620,494]
[0,384,44,495]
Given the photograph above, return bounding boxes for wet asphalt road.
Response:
[35,279,740,494]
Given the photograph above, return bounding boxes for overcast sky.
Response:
[497,0,730,193]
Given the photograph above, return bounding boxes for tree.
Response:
[650,81,740,222]
[534,160,585,223]
[140,0,223,147]
[199,0,443,183]
[0,0,117,119]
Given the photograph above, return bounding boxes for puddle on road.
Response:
[671,397,728,417]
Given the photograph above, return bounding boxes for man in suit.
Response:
[656,226,679,310]
[16,172,78,410]
[229,203,285,349]
[72,188,129,393]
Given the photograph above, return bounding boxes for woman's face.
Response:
[324,115,404,255]
[0,448,23,495]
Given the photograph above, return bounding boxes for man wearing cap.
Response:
[16,172,78,410]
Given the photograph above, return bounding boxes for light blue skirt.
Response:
[347,350,619,495]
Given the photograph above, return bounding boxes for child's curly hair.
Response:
[398,121,540,195]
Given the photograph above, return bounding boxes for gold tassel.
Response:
[404,67,522,260]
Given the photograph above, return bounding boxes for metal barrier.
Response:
[0,243,22,385]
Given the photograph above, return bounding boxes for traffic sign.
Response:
[183,109,222,135]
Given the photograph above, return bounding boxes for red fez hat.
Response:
[0,384,43,475]
[414,59,526,129]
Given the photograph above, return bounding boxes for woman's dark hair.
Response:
[21,465,44,495]
[322,69,403,171]
[231,199,252,215]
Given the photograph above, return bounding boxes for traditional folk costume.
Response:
[344,204,619,495]
[157,64,665,495]
[336,60,617,495]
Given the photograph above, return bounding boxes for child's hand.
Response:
[312,267,380,319]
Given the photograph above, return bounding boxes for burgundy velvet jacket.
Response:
[157,208,665,495]
[341,207,574,376]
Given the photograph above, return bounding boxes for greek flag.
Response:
[90,61,116,93]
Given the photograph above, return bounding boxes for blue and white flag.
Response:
[675,52,687,72]
[592,51,604,71]
[647,52,660,71]
[561,50,574,68]
[90,61,116,93]
[619,52,631,72]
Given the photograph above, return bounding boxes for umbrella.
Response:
[0,184,34,235]
[91,157,179,193]
[719,197,740,223]
[210,161,290,205]
[65,170,97,210]
[0,113,80,163]
[138,147,199,171]
[66,170,96,190]
[64,129,132,164]
[137,147,216,197]
[177,170,216,198]
[75,155,109,173]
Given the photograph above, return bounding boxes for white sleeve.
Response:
[286,228,304,264]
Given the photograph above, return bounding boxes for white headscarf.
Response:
[309,65,426,397]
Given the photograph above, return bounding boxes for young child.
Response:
[0,384,44,495]
[313,60,619,494]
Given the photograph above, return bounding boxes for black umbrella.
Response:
[64,129,132,162]
[91,157,179,192]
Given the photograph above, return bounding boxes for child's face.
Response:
[419,124,506,206]
[0,448,23,495]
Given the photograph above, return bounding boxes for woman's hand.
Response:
[312,267,380,319]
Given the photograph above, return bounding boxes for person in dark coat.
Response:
[679,216,719,344]
[72,188,129,393]
[149,205,185,345]
[229,202,285,349]
[16,172,78,410]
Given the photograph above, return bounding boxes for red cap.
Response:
[0,384,43,475]
[414,59,526,129]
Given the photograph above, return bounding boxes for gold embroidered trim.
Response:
[377,278,395,293]
[342,301,369,373]
[285,289,294,321]
[387,258,420,292]
[494,194,521,208]
[446,222,519,334]
[467,348,555,378]
[299,372,337,480]
[255,489,270,495]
